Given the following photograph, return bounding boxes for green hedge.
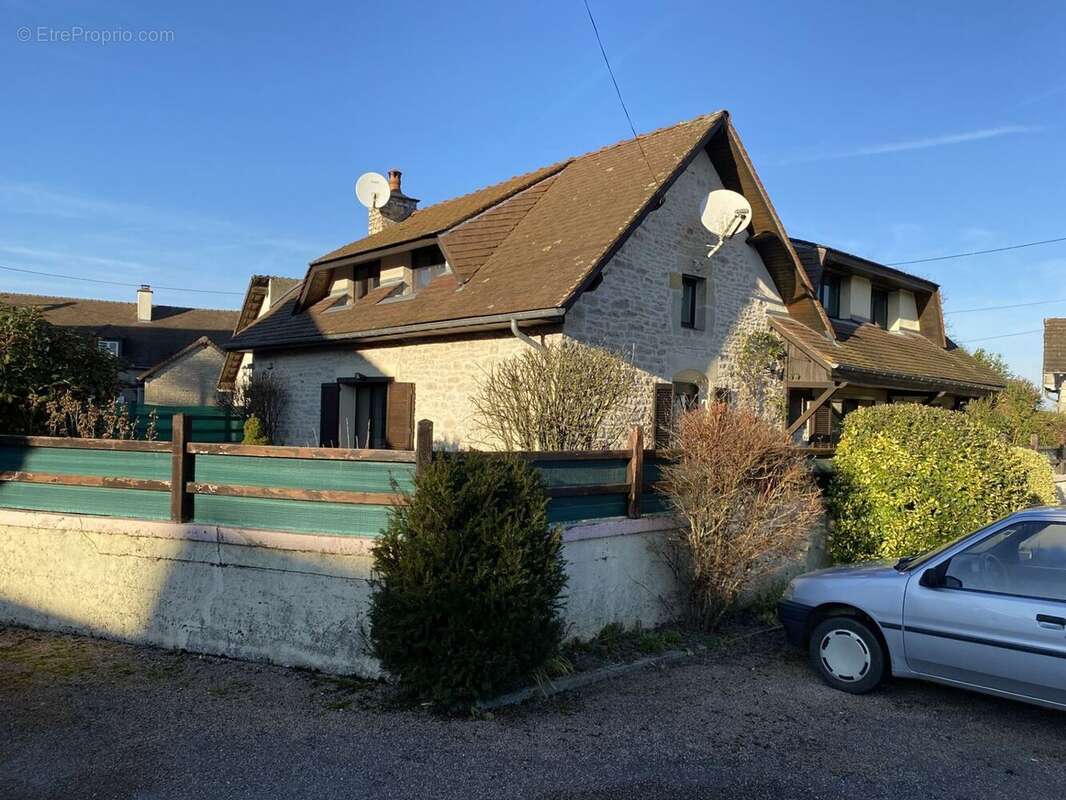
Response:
[828,404,1031,562]
[1011,446,1057,506]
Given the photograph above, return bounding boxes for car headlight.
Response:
[781,578,798,601]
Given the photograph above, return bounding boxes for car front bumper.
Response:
[777,600,814,647]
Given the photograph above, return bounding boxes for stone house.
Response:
[1,287,238,405]
[1043,319,1066,412]
[224,110,1003,450]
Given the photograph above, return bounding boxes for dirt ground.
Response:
[2,624,1064,800]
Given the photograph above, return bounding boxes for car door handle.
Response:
[1036,614,1066,629]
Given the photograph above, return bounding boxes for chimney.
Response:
[368,168,419,235]
[136,284,153,322]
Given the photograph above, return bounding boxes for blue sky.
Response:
[2,0,1064,384]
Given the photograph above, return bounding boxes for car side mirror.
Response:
[919,568,943,589]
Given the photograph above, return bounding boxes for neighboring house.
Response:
[1043,319,1066,412]
[140,336,226,405]
[776,241,1005,445]
[1,286,238,404]
[216,275,301,394]
[224,110,1003,450]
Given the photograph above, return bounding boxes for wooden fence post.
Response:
[415,419,433,477]
[626,425,644,519]
[170,413,193,522]
[1030,433,1040,451]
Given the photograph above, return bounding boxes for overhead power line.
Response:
[959,328,1042,344]
[0,263,243,296]
[889,235,1066,266]
[946,296,1066,315]
[581,0,657,185]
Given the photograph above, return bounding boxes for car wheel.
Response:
[808,617,885,694]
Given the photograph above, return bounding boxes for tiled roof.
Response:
[311,163,570,265]
[1,292,238,371]
[772,316,1005,392]
[229,112,729,350]
[1044,319,1066,374]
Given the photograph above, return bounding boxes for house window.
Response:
[820,275,841,318]
[871,288,889,328]
[412,245,445,269]
[354,261,381,300]
[98,339,121,357]
[681,275,703,329]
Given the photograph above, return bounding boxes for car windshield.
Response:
[893,515,1013,571]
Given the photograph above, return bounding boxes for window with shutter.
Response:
[653,383,674,449]
[319,384,340,447]
[385,382,416,450]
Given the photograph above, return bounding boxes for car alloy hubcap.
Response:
[820,629,871,682]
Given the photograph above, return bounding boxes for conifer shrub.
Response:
[828,404,1031,562]
[368,453,567,708]
[1011,446,1057,506]
[242,415,269,445]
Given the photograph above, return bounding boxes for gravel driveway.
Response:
[2,625,1064,800]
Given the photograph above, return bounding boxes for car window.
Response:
[945,521,1066,601]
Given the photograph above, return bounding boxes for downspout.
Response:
[510,318,546,352]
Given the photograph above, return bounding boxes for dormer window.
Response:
[820,275,841,318]
[354,261,381,299]
[412,245,444,269]
[871,288,889,328]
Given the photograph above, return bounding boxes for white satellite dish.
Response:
[355,172,391,209]
[699,189,752,257]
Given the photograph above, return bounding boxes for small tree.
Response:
[964,347,1066,447]
[659,404,823,628]
[368,454,567,708]
[0,304,119,434]
[242,415,269,445]
[220,369,287,443]
[472,340,643,450]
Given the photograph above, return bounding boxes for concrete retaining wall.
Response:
[0,509,679,676]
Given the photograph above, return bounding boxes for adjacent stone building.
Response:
[224,110,1003,450]
[1,288,238,404]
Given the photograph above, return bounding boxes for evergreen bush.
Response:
[242,415,269,445]
[828,404,1031,562]
[368,453,567,708]
[1011,446,1057,506]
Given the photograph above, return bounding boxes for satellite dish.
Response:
[700,189,752,257]
[355,172,391,209]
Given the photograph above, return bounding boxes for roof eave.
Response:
[224,306,566,353]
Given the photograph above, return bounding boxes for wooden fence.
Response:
[0,417,669,536]
[126,403,244,443]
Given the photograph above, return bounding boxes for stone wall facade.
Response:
[261,331,562,448]
[260,150,789,448]
[143,343,225,406]
[563,149,789,432]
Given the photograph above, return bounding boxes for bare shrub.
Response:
[220,369,286,444]
[472,340,644,451]
[659,404,822,628]
[33,391,157,440]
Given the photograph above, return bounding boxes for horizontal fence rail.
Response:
[0,417,771,535]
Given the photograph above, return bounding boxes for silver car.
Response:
[778,506,1066,710]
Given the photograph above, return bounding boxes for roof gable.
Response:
[228,111,834,351]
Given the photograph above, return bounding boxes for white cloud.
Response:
[778,125,1045,165]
